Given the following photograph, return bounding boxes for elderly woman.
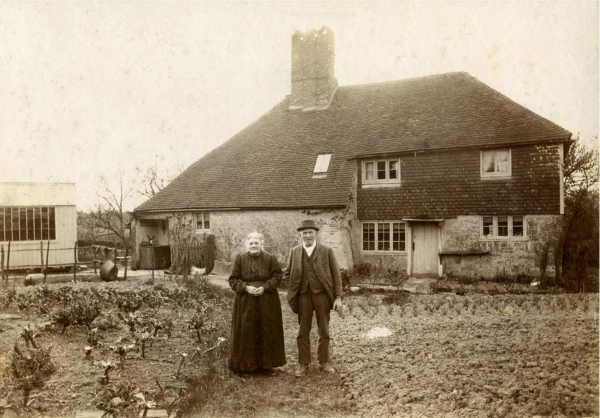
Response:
[228,232,286,373]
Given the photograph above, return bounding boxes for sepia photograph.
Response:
[0,1,598,417]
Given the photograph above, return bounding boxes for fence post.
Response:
[0,245,4,285]
[152,246,155,280]
[40,241,44,276]
[6,241,11,286]
[73,241,78,283]
[124,247,129,280]
[114,247,118,280]
[44,240,50,284]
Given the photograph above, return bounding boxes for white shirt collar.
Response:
[302,242,316,256]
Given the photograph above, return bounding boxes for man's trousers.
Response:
[297,290,331,365]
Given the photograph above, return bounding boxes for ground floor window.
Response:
[196,212,210,230]
[362,221,406,251]
[481,215,525,238]
[0,206,56,242]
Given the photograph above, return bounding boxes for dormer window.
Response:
[481,149,511,178]
[362,159,401,186]
[312,154,332,179]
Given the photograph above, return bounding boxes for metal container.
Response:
[100,260,119,281]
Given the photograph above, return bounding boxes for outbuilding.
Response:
[0,182,77,270]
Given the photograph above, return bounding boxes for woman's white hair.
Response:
[245,231,264,244]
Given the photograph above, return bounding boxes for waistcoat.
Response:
[299,247,323,294]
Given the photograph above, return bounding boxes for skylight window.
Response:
[313,154,332,174]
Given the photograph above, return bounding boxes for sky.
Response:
[1,1,598,211]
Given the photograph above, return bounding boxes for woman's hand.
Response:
[254,286,265,296]
[245,285,258,294]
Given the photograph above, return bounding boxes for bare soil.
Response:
[0,276,598,418]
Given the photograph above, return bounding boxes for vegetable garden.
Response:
[0,273,598,418]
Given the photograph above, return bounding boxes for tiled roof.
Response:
[135,72,571,212]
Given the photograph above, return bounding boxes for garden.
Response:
[0,270,598,418]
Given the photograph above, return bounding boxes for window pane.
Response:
[41,207,49,240]
[0,208,4,241]
[11,208,19,241]
[365,162,374,181]
[496,150,509,173]
[512,216,523,237]
[314,154,332,173]
[377,223,390,251]
[204,212,210,229]
[482,152,495,173]
[389,161,398,180]
[196,213,203,229]
[377,161,387,180]
[362,223,375,251]
[49,207,56,240]
[19,208,27,241]
[35,208,41,240]
[5,209,12,241]
[482,217,493,236]
[392,222,405,251]
[27,208,34,241]
[497,216,508,236]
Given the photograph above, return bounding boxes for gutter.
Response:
[346,136,573,161]
[134,204,347,215]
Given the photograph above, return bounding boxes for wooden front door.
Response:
[411,223,439,275]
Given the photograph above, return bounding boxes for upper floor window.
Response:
[313,154,332,179]
[196,212,210,230]
[362,159,401,186]
[0,206,56,242]
[481,215,525,239]
[362,221,406,252]
[481,149,511,178]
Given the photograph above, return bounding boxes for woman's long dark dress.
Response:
[228,250,287,372]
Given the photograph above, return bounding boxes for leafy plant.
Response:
[19,325,38,348]
[96,359,116,385]
[95,382,139,416]
[107,338,136,370]
[6,343,56,407]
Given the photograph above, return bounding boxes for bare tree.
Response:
[84,176,133,248]
[137,162,184,199]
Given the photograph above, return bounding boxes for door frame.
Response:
[405,219,443,277]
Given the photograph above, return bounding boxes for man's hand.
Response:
[333,297,343,311]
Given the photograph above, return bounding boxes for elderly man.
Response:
[284,220,343,377]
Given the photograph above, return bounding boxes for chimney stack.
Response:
[290,26,338,111]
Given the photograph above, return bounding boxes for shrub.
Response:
[6,343,56,407]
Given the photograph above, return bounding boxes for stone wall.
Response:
[209,209,352,269]
[440,215,561,279]
[133,208,353,270]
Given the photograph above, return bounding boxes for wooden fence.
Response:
[0,241,129,285]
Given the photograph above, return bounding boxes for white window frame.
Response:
[0,206,56,242]
[361,221,406,252]
[480,215,527,240]
[481,149,511,179]
[196,212,211,231]
[362,158,401,186]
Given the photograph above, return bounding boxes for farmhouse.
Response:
[0,182,77,270]
[133,27,571,279]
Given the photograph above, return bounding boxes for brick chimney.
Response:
[290,26,338,111]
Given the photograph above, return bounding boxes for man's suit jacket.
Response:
[284,243,342,314]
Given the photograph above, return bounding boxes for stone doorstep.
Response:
[75,410,168,418]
